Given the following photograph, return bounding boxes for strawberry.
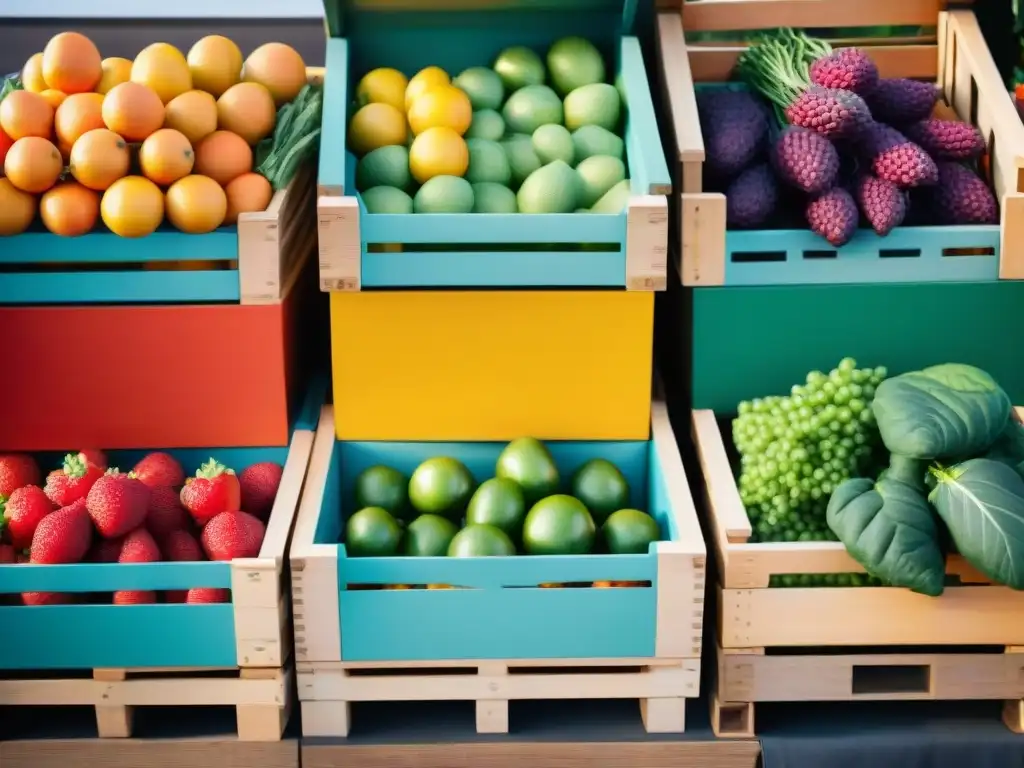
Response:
[161,528,204,603]
[112,528,161,605]
[43,452,106,507]
[86,469,150,539]
[2,485,54,549]
[89,536,124,563]
[29,498,92,564]
[0,543,16,563]
[239,462,284,520]
[23,592,76,606]
[0,453,41,498]
[80,449,108,469]
[146,485,190,537]
[133,452,185,489]
[200,510,265,561]
[186,587,230,603]
[180,459,241,526]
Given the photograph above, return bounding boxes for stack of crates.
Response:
[290,0,707,737]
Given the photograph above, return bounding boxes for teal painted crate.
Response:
[315,0,671,291]
[0,152,319,307]
[655,11,1024,287]
[289,400,704,736]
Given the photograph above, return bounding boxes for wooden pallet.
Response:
[712,644,1024,737]
[297,656,700,737]
[0,663,294,741]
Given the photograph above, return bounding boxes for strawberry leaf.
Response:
[63,453,87,478]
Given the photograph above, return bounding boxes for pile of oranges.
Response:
[0,31,307,238]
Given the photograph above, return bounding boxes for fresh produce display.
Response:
[0,32,321,238]
[0,450,285,605]
[697,28,996,245]
[734,358,1024,594]
[349,37,632,215]
[342,437,663,588]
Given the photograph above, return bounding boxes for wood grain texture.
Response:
[0,738,298,768]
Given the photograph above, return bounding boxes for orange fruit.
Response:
[21,53,47,93]
[163,90,218,145]
[97,57,133,94]
[69,128,131,191]
[407,85,472,136]
[55,93,105,148]
[216,82,276,145]
[224,172,272,224]
[0,178,37,235]
[194,130,252,186]
[131,43,192,104]
[101,82,165,142]
[4,137,63,194]
[0,91,55,140]
[40,182,100,236]
[241,43,306,106]
[165,174,227,234]
[101,176,164,237]
[405,66,450,109]
[187,35,243,98]
[40,90,67,109]
[348,102,407,156]
[139,128,195,186]
[42,32,102,94]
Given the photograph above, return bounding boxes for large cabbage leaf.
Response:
[985,420,1024,481]
[827,475,946,596]
[929,458,1024,590]
[872,364,1011,460]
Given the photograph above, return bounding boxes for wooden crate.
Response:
[0,664,293,741]
[290,399,706,736]
[0,69,322,307]
[315,0,669,292]
[0,422,319,738]
[691,406,1024,736]
[655,6,1024,286]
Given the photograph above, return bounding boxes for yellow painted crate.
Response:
[691,407,1024,738]
[329,290,653,441]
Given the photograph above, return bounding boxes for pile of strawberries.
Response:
[0,449,284,606]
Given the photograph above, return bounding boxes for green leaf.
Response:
[871,364,1012,460]
[984,421,1024,481]
[827,475,946,596]
[929,458,1024,589]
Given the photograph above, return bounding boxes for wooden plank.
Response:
[681,0,943,33]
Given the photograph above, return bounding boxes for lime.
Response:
[354,464,409,520]
[522,494,595,555]
[345,506,402,557]
[448,524,516,557]
[493,47,546,91]
[496,437,560,506]
[453,66,505,111]
[408,456,474,519]
[602,509,660,555]
[403,514,459,557]
[466,477,526,538]
[571,458,630,525]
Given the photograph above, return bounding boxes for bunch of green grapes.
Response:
[732,357,888,544]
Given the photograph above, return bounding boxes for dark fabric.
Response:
[759,699,1024,768]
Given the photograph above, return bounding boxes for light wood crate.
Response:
[691,406,1024,737]
[655,5,1024,285]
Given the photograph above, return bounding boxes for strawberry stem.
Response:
[197,458,234,479]
[63,453,87,478]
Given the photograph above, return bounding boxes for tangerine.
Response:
[21,53,47,93]
[42,32,102,94]
[101,81,165,141]
[348,102,406,156]
[39,90,67,109]
[405,66,450,109]
[0,178,37,235]
[165,174,227,234]
[193,130,252,186]
[101,176,164,237]
[163,90,218,145]
[4,137,63,193]
[131,43,192,104]
[187,35,243,98]
[0,91,55,140]
[241,43,306,106]
[408,126,469,184]
[224,172,272,224]
[40,182,100,236]
[408,85,472,136]
[139,129,195,186]
[69,128,131,191]
[216,82,276,145]
[97,57,132,94]
[55,92,105,147]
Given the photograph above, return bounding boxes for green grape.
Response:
[732,359,888,579]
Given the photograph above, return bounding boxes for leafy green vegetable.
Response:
[1,75,23,103]
[877,454,929,492]
[929,458,1024,590]
[871,364,1011,460]
[984,420,1024,480]
[826,474,946,597]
